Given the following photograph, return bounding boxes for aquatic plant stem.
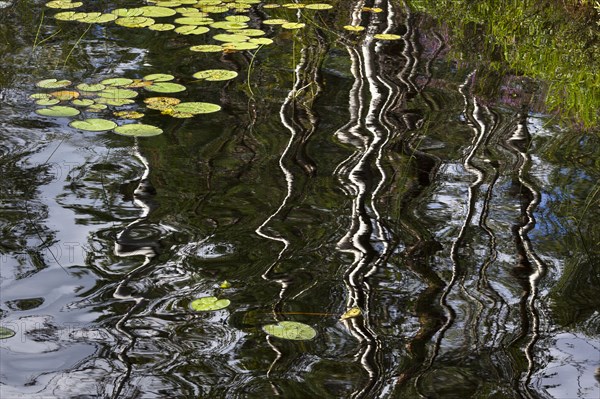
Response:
[247,44,264,98]
[33,9,44,49]
[63,23,92,67]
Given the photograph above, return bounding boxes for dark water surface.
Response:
[1,1,599,398]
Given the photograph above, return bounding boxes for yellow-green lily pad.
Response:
[36,98,60,106]
[373,33,401,40]
[72,99,95,106]
[144,96,181,110]
[29,93,51,100]
[232,29,265,37]
[101,78,134,87]
[190,296,230,311]
[225,15,250,22]
[114,123,163,137]
[222,41,258,51]
[305,3,333,10]
[114,111,145,119]
[193,69,238,81]
[173,102,221,114]
[213,33,249,42]
[343,25,365,32]
[262,321,316,341]
[37,78,72,89]
[36,105,80,117]
[69,118,117,132]
[175,25,210,35]
[0,326,16,339]
[94,97,136,106]
[149,23,176,31]
[77,83,106,92]
[174,16,214,25]
[281,22,305,29]
[143,73,175,82]
[145,82,186,93]
[115,16,155,28]
[210,21,248,29]
[140,5,177,17]
[80,13,117,23]
[190,44,223,52]
[46,0,82,9]
[262,18,287,25]
[249,37,273,45]
[98,88,138,99]
[111,8,144,17]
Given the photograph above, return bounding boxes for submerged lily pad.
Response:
[145,82,186,93]
[114,123,163,137]
[262,321,316,341]
[173,102,221,114]
[193,69,238,81]
[114,111,144,119]
[0,326,16,339]
[36,105,80,117]
[144,96,181,110]
[37,78,71,89]
[69,118,117,132]
[373,33,401,40]
[190,296,230,311]
[190,44,223,52]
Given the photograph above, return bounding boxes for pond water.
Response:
[1,1,599,398]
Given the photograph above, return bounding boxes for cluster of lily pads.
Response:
[31,70,237,135]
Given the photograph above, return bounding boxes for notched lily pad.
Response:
[281,22,305,30]
[36,98,60,106]
[69,118,117,132]
[144,96,181,110]
[36,105,80,117]
[72,99,95,106]
[0,326,16,339]
[144,82,186,93]
[193,69,238,81]
[190,296,231,311]
[173,102,221,114]
[101,78,134,87]
[213,33,249,42]
[37,78,72,89]
[143,73,175,82]
[77,83,106,92]
[98,88,138,99]
[114,123,163,137]
[114,111,145,119]
[190,44,223,52]
[175,25,210,35]
[262,321,317,341]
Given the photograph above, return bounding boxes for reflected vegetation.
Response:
[1,0,599,398]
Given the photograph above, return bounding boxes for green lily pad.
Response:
[305,3,333,10]
[72,99,95,106]
[45,0,82,9]
[144,96,181,110]
[143,73,175,82]
[87,103,107,111]
[101,78,134,87]
[111,8,144,17]
[210,21,248,29]
[190,44,223,52]
[190,296,231,311]
[54,11,80,20]
[0,326,16,339]
[225,15,250,22]
[155,0,183,6]
[49,90,79,100]
[232,29,265,37]
[94,97,136,106]
[222,41,259,51]
[193,69,238,81]
[249,37,273,45]
[149,23,176,31]
[201,5,229,13]
[174,16,214,25]
[114,123,163,137]
[262,321,316,341]
[144,82,186,93]
[262,4,281,9]
[140,6,177,17]
[69,118,117,132]
[115,16,155,28]
[36,105,80,117]
[262,19,288,25]
[76,83,106,92]
[373,33,401,40]
[37,78,72,89]
[343,25,365,32]
[173,102,221,114]
[36,98,61,106]
[213,33,249,42]
[197,0,221,5]
[80,13,117,23]
[283,3,305,9]
[113,111,144,119]
[281,22,305,30]
[98,88,138,99]
[175,25,210,35]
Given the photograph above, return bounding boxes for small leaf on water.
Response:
[37,78,72,89]
[222,42,259,51]
[36,105,80,117]
[220,280,232,289]
[149,23,175,31]
[49,90,79,100]
[175,25,210,35]
[144,82,186,93]
[0,326,16,340]
[190,44,223,52]
[225,15,250,22]
[343,25,365,32]
[340,307,362,320]
[373,33,401,40]
[94,97,136,106]
[45,0,82,9]
[77,83,106,92]
[190,296,231,311]
[114,123,163,137]
[115,16,155,28]
[101,78,134,87]
[111,8,144,17]
[213,33,249,43]
[249,37,274,45]
[144,96,181,110]
[305,3,333,10]
[72,99,95,106]
[143,73,175,82]
[262,321,317,341]
[232,29,265,37]
[174,16,214,25]
[36,98,60,106]
[98,88,138,99]
[262,18,287,25]
[281,22,306,30]
[113,111,145,119]
[210,21,248,29]
[192,69,238,81]
[29,93,51,100]
[173,102,221,114]
[69,118,117,132]
[140,5,177,17]
[283,3,305,9]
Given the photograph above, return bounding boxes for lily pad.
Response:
[45,0,82,9]
[114,123,163,137]
[190,296,231,311]
[140,6,177,17]
[262,321,316,341]
[201,5,229,13]
[54,11,80,20]
[213,33,249,42]
[175,26,210,35]
[149,23,175,31]
[281,22,305,30]
[0,326,16,339]
[190,44,223,52]
[222,42,259,51]
[143,73,175,82]
[262,3,281,8]
[80,13,117,23]
[29,93,51,100]
[250,37,274,45]
[72,99,95,106]
[262,19,287,25]
[305,3,333,10]
[174,16,214,25]
[210,21,248,29]
[225,15,250,22]
[173,102,221,114]
[283,3,305,9]
[69,118,117,132]
[144,82,186,93]
[114,111,144,119]
[144,96,181,110]
[101,78,134,87]
[98,88,138,99]
[233,29,265,37]
[343,25,365,32]
[340,307,362,320]
[115,16,155,28]
[37,78,71,89]
[111,8,144,17]
[36,98,60,106]
[77,83,106,92]
[94,98,136,106]
[36,105,80,117]
[193,69,238,81]
[373,33,401,40]
[49,90,79,100]
[87,103,107,111]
